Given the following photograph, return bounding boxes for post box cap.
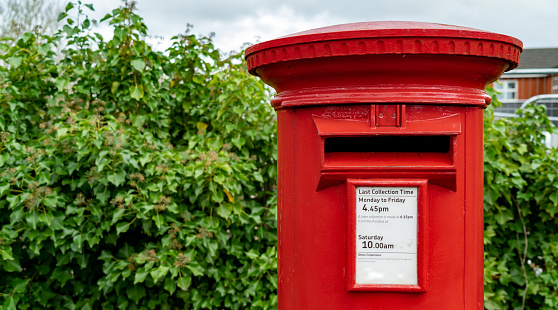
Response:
[246,21,522,74]
[245,21,523,108]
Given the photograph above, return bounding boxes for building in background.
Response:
[496,49,558,110]
[496,48,558,107]
[495,48,558,146]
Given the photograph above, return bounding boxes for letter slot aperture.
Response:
[324,136,451,153]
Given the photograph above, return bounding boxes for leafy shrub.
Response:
[0,2,277,309]
[484,88,558,310]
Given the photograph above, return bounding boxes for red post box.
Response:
[245,22,522,309]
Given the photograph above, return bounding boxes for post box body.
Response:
[246,22,522,309]
[275,104,483,309]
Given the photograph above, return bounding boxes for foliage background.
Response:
[484,87,558,310]
[0,0,62,42]
[0,2,277,309]
[2,1,558,310]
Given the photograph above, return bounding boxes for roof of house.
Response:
[516,48,558,69]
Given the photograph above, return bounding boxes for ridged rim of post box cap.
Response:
[245,21,523,108]
[245,21,523,74]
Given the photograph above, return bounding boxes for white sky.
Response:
[71,0,558,53]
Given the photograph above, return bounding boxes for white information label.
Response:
[355,186,418,285]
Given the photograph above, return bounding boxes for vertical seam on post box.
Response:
[463,109,467,309]
[292,109,298,308]
[290,109,298,309]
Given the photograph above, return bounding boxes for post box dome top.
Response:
[245,21,523,108]
[245,21,522,75]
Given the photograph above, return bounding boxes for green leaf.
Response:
[8,57,23,68]
[116,222,130,235]
[214,174,225,184]
[232,136,245,148]
[12,278,30,293]
[3,258,21,272]
[65,2,74,12]
[494,209,514,225]
[131,59,146,72]
[96,191,110,204]
[130,85,144,100]
[152,215,164,228]
[0,182,9,198]
[82,18,91,28]
[194,167,204,179]
[38,43,51,55]
[9,207,24,225]
[52,267,73,286]
[152,265,169,282]
[26,212,40,230]
[0,247,14,260]
[56,77,69,92]
[216,204,231,219]
[164,277,177,295]
[254,173,264,183]
[99,251,113,262]
[550,191,558,205]
[192,75,204,84]
[211,189,224,203]
[107,171,126,187]
[7,195,19,208]
[120,243,134,258]
[2,296,18,310]
[126,285,146,304]
[67,161,80,175]
[108,120,118,130]
[84,3,94,11]
[207,137,223,150]
[38,171,50,185]
[100,13,111,22]
[39,212,54,226]
[132,115,147,128]
[111,81,120,94]
[246,249,259,259]
[139,153,151,167]
[177,276,191,291]
[111,208,125,225]
[44,195,59,207]
[134,269,149,284]
[57,127,69,138]
[63,24,78,36]
[57,12,68,21]
[186,263,204,276]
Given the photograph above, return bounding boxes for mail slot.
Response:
[245,21,522,309]
[324,136,451,153]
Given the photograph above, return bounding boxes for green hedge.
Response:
[484,87,558,310]
[0,2,277,309]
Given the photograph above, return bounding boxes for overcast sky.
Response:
[80,0,557,53]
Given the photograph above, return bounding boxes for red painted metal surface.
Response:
[246,22,522,309]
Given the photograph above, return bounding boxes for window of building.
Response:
[552,76,558,94]
[494,80,518,102]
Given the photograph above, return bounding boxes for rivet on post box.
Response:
[245,22,522,309]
